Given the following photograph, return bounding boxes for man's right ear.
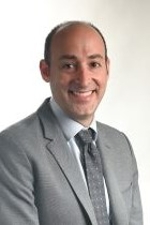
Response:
[39,59,50,82]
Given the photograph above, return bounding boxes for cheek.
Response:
[58,75,73,89]
[99,74,109,85]
[94,76,107,88]
[50,77,69,97]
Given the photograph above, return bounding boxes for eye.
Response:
[61,62,76,70]
[89,61,101,68]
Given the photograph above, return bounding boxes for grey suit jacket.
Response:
[0,98,143,225]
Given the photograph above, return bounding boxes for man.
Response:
[0,21,143,225]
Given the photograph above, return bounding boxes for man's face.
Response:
[40,24,109,126]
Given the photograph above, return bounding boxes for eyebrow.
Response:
[59,54,104,61]
[88,54,104,59]
[59,55,77,61]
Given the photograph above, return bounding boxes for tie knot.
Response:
[75,128,96,145]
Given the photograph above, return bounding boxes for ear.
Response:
[106,57,110,77]
[39,59,50,82]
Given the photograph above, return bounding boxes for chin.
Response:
[72,111,94,122]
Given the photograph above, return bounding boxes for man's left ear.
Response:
[39,59,50,82]
[106,57,110,76]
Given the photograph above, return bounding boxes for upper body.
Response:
[0,98,143,225]
[0,21,143,224]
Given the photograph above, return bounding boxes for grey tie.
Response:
[75,129,110,225]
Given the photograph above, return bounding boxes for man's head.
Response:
[43,21,108,65]
[40,21,110,126]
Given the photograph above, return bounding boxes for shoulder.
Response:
[0,113,41,163]
[96,121,123,137]
[96,121,133,153]
[0,98,51,141]
[0,112,38,140]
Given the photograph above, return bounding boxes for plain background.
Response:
[0,0,149,224]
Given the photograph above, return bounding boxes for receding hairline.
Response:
[53,21,101,36]
[44,21,108,64]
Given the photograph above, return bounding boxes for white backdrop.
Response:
[0,0,149,224]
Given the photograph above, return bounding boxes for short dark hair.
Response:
[44,21,108,65]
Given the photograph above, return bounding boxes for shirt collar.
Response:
[50,98,97,141]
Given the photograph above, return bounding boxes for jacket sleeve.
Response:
[123,133,143,225]
[0,131,39,225]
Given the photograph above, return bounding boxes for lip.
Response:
[69,90,95,102]
[71,90,93,97]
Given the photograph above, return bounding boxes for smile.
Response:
[70,90,94,97]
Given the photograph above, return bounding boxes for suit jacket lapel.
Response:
[96,123,129,225]
[47,136,98,225]
[37,99,98,225]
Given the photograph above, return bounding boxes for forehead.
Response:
[50,24,106,59]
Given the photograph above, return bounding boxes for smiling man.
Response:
[40,22,109,126]
[0,21,143,225]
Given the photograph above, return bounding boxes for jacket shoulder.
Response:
[96,121,123,136]
[0,112,38,138]
[96,121,133,151]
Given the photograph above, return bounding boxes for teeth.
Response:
[72,91,93,97]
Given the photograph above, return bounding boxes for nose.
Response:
[76,65,90,86]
